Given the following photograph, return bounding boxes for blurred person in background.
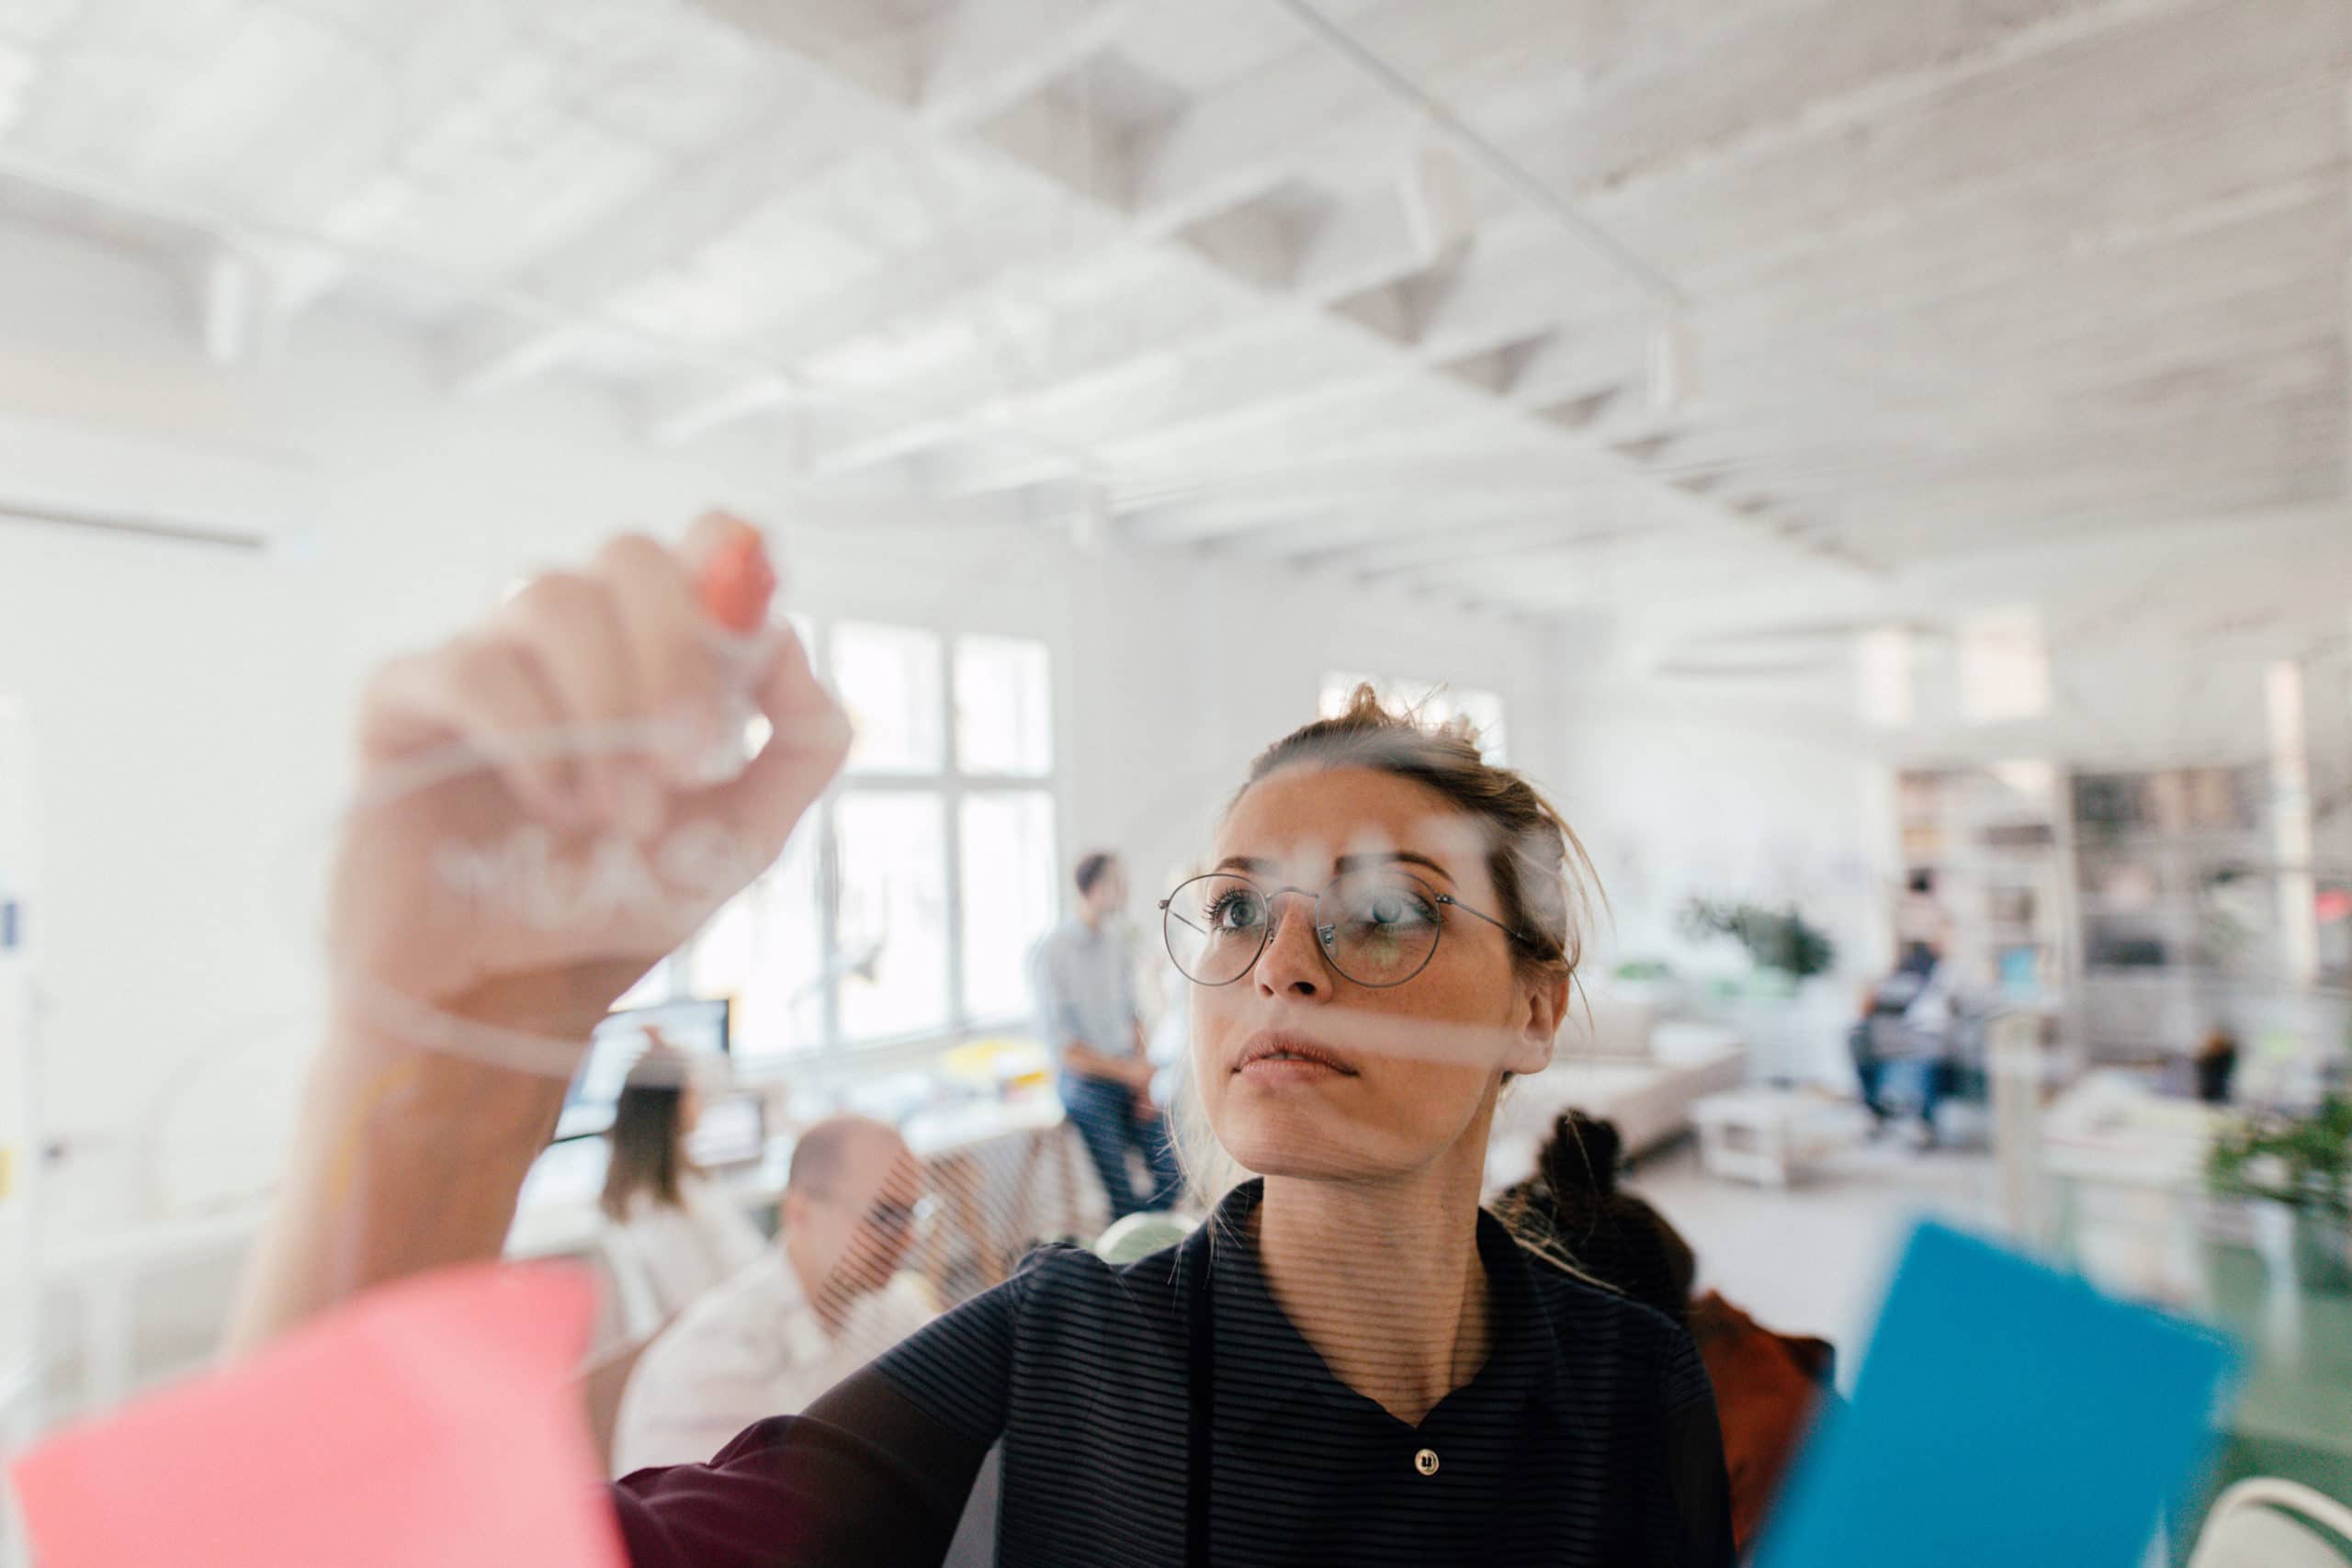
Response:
[1848,958,1962,1146]
[232,524,1734,1566]
[613,1115,935,1474]
[1894,868,1950,976]
[1030,851,1183,1218]
[1498,1111,1838,1556]
[600,1039,766,1333]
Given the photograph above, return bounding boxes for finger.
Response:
[358,635,584,825]
[681,512,778,638]
[495,571,642,825]
[708,622,849,851]
[591,532,723,783]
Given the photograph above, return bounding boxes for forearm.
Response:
[1060,1041,1140,1083]
[225,1008,572,1354]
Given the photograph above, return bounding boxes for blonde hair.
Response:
[1168,686,1601,1214]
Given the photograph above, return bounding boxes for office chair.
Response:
[2188,1478,2352,1568]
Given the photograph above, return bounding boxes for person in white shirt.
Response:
[612,1114,936,1473]
[598,1043,767,1337]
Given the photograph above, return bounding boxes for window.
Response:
[834,623,944,773]
[834,792,952,1042]
[956,636,1053,776]
[685,826,824,1058]
[1320,671,1509,764]
[960,790,1057,1021]
[1958,608,2050,725]
[671,625,1059,1063]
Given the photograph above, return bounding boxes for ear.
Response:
[780,1190,808,1230]
[1508,973,1570,1077]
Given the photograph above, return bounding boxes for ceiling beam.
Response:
[1422,34,2351,362]
[913,0,1159,130]
[1129,0,1621,237]
[639,369,798,447]
[809,6,2349,523]
[453,0,1153,414]
[1117,449,1623,542]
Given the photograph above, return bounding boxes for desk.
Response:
[2040,1075,2227,1306]
[1690,1088,1868,1187]
[40,1206,267,1416]
[512,1092,1086,1307]
[39,1094,1087,1419]
[505,1138,791,1262]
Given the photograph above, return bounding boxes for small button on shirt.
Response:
[615,1179,1734,1566]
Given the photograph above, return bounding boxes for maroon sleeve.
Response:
[609,1371,991,1568]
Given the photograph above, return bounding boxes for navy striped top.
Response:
[614,1179,1734,1566]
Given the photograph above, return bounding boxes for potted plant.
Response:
[2206,1094,2352,1293]
[1676,898,1837,981]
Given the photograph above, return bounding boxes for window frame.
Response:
[672,619,1061,1070]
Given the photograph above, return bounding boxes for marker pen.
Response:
[687,515,778,787]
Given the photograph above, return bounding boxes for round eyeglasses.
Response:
[1159,868,1522,989]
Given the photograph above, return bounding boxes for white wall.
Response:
[0,219,1556,1235]
[1541,593,1899,1085]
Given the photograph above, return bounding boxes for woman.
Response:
[1495,1111,1698,1323]
[1501,1112,1837,1554]
[229,520,1733,1566]
[599,1042,766,1334]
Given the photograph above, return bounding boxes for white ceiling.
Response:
[0,0,2345,635]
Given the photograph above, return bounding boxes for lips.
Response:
[1232,1031,1360,1077]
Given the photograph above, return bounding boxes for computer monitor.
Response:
[554,997,730,1144]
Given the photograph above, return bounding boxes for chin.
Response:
[1215,1100,1421,1183]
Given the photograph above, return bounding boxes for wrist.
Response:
[314,1003,574,1155]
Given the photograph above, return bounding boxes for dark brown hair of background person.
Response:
[600,1053,693,1223]
[1501,1111,1841,1556]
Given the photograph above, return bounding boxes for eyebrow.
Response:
[1212,852,1456,885]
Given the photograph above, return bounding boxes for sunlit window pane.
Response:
[1858,626,1915,728]
[960,792,1057,1021]
[614,958,678,1011]
[956,636,1053,776]
[835,792,951,1041]
[1959,607,2050,724]
[685,826,824,1062]
[835,622,944,774]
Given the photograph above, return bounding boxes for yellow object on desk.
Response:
[940,1036,1055,1094]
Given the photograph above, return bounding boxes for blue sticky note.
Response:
[1754,1221,2240,1568]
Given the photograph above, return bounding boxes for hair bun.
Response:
[1541,1111,1623,1197]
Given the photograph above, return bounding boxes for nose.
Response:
[1254,889,1330,1000]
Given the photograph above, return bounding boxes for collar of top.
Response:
[1170,1178,1567,1438]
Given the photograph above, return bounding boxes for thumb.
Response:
[707,625,851,850]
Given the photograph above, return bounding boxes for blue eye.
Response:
[1205,889,1266,933]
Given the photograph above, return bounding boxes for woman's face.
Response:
[1188,764,1566,1184]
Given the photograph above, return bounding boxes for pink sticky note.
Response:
[11,1262,626,1568]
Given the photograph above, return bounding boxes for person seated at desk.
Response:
[1849,959,1960,1146]
[1498,1112,1838,1556]
[614,1115,936,1474]
[600,1043,766,1335]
